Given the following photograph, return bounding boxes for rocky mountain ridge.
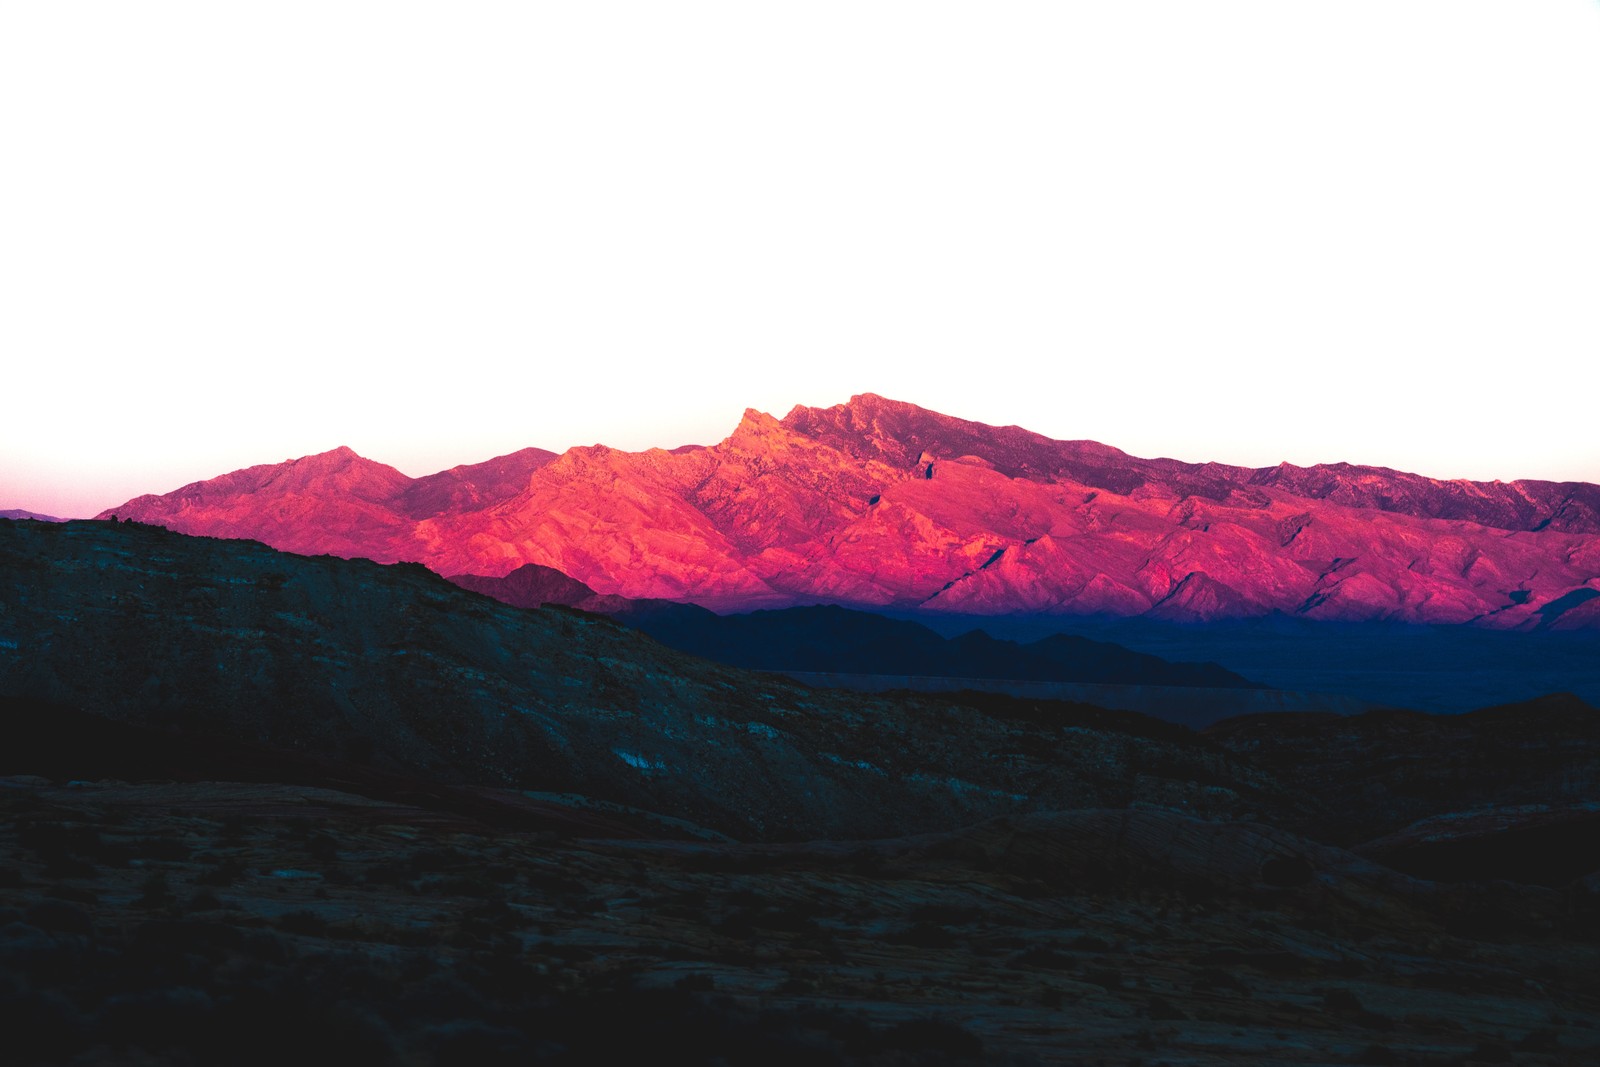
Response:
[100,394,1600,626]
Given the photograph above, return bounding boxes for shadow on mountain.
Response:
[448,566,1284,727]
[614,602,1257,687]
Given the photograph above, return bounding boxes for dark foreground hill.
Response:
[0,519,1278,842]
[2,518,1598,1064]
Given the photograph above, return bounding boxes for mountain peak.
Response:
[283,446,409,488]
[789,392,927,424]
[299,445,361,466]
[845,391,906,410]
[727,407,788,444]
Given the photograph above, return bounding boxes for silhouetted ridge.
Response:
[448,562,601,610]
[611,603,1257,688]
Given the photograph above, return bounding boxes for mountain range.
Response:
[5,396,1597,1064]
[99,394,1600,628]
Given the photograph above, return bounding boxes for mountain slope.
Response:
[787,393,1600,532]
[104,445,558,560]
[0,519,1282,841]
[101,395,1600,625]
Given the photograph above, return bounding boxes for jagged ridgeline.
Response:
[98,394,1600,625]
[0,519,1282,842]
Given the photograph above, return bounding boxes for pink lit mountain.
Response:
[100,395,1600,627]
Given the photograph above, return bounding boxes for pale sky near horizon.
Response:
[4,2,1599,517]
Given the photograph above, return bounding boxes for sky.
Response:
[4,3,1599,518]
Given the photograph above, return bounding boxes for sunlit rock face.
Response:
[103,394,1600,626]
